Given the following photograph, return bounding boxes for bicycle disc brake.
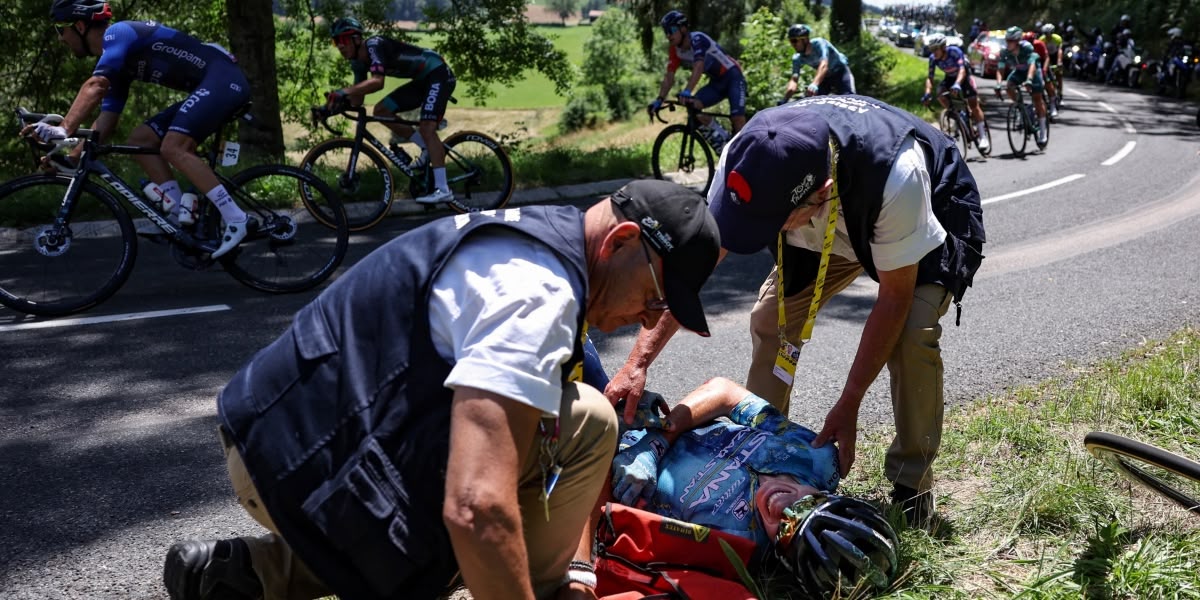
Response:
[264,215,296,242]
[34,225,72,257]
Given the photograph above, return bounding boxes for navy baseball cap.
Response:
[708,107,831,254]
[612,180,721,336]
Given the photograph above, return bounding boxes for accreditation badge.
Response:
[772,341,801,386]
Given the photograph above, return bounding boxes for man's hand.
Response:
[605,365,648,425]
[325,89,349,111]
[614,391,670,431]
[647,97,663,118]
[611,430,668,506]
[920,92,932,105]
[806,82,820,96]
[951,82,962,95]
[24,122,68,143]
[677,88,693,103]
[812,400,860,477]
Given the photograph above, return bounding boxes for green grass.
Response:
[827,327,1200,599]
[879,44,936,121]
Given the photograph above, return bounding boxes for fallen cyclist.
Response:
[568,370,901,598]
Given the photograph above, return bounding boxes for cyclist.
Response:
[326,17,457,205]
[1021,32,1058,118]
[26,0,253,258]
[781,24,855,103]
[996,26,1049,146]
[922,32,990,152]
[1039,24,1064,105]
[649,10,746,150]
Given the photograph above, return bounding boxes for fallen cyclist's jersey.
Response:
[624,394,839,550]
[928,44,968,80]
[352,36,446,82]
[93,20,239,113]
[667,31,740,78]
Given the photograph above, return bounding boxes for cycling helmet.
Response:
[330,17,364,38]
[1065,25,1076,35]
[1005,26,1024,41]
[788,24,813,39]
[1034,20,1044,31]
[50,0,112,22]
[973,18,982,25]
[1119,14,1131,25]
[925,33,947,50]
[660,10,688,32]
[1042,23,1055,34]
[1168,27,1183,39]
[1023,31,1038,41]
[775,494,900,596]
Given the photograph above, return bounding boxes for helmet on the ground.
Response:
[925,33,947,49]
[330,17,364,38]
[50,0,112,23]
[788,24,812,39]
[660,10,688,31]
[775,494,900,597]
[1042,23,1055,34]
[1005,26,1024,41]
[1168,27,1183,39]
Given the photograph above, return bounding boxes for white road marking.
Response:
[1097,102,1118,113]
[1067,88,1092,99]
[981,174,1087,205]
[0,304,231,332]
[1121,120,1137,134]
[1101,141,1137,166]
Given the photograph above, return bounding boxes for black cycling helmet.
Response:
[788,24,813,39]
[50,0,112,23]
[330,16,364,38]
[775,494,900,597]
[660,10,688,32]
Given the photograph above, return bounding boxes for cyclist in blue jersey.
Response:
[649,11,747,151]
[326,17,457,206]
[922,33,990,152]
[26,0,253,258]
[781,24,856,101]
[995,26,1049,146]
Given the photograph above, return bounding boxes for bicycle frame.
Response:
[316,106,421,179]
[653,100,732,137]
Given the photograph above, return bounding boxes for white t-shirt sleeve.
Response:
[428,229,580,417]
[870,135,947,272]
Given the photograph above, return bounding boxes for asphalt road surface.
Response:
[2,79,1199,598]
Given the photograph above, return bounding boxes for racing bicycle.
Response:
[1085,431,1200,517]
[929,90,992,160]
[0,107,349,317]
[301,104,513,231]
[649,100,731,195]
[995,84,1049,158]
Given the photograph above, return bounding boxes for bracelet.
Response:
[564,569,597,589]
[569,559,595,573]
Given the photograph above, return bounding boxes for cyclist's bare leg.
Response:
[967,96,985,124]
[1031,91,1047,119]
[160,132,218,193]
[731,114,746,133]
[937,94,951,109]
[128,124,172,183]
[419,119,445,169]
[373,103,414,141]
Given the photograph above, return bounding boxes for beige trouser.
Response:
[745,257,952,492]
[222,381,617,600]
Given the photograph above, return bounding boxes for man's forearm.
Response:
[62,76,110,133]
[685,62,704,92]
[626,311,682,369]
[658,71,675,99]
[813,60,829,85]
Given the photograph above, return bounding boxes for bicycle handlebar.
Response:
[16,107,95,152]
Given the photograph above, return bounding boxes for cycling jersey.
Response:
[667,31,740,78]
[1040,33,1063,55]
[998,40,1039,72]
[94,20,242,114]
[792,38,850,76]
[928,45,969,81]
[622,394,839,549]
[1030,39,1049,68]
[351,36,446,82]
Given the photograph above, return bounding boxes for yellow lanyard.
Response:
[775,140,840,344]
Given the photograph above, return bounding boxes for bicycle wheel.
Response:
[299,138,394,232]
[435,131,514,213]
[945,110,971,159]
[1085,431,1200,516]
[212,165,349,293]
[975,117,993,157]
[651,124,715,194]
[1006,104,1028,158]
[0,174,136,316]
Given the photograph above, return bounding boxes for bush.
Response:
[580,9,652,122]
[559,86,613,131]
[739,8,795,114]
[841,31,898,98]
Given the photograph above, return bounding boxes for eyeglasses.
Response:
[789,36,808,43]
[54,22,75,35]
[662,26,680,36]
[639,238,670,312]
[332,34,357,47]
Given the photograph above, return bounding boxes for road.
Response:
[2,79,1199,598]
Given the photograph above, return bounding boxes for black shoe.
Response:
[163,538,263,600]
[891,483,936,529]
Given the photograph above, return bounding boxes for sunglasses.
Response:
[54,22,76,35]
[662,26,681,36]
[790,36,809,43]
[332,34,358,47]
[639,238,670,312]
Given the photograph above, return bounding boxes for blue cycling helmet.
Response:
[50,0,112,23]
[788,24,813,39]
[330,17,364,38]
[660,10,688,32]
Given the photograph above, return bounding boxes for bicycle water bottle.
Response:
[178,192,198,226]
[141,179,166,212]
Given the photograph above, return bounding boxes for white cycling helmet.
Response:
[1041,23,1055,34]
[925,33,947,49]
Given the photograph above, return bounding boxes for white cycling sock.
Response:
[409,130,428,149]
[206,185,247,223]
[433,167,448,192]
[159,180,183,207]
[976,121,986,139]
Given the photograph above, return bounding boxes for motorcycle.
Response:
[1066,43,1086,78]
[1096,41,1116,82]
[1107,43,1144,87]
[1156,45,1196,98]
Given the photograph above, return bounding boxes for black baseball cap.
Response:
[709,107,831,254]
[611,180,721,336]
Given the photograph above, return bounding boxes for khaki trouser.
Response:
[221,381,617,599]
[745,257,951,492]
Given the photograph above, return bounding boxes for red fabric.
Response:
[594,503,759,600]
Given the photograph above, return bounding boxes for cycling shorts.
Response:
[380,65,456,122]
[938,76,977,99]
[694,68,748,116]
[144,63,251,141]
[816,66,857,96]
[1006,68,1045,93]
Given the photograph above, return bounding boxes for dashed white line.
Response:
[1066,88,1093,99]
[982,174,1087,205]
[1101,141,1137,166]
[0,304,231,332]
[1097,101,1119,114]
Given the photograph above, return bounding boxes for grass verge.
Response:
[826,326,1200,599]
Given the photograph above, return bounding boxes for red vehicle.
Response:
[968,29,1005,78]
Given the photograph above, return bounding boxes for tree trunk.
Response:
[830,0,862,46]
[225,0,285,159]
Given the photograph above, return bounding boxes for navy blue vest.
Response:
[778,96,986,313]
[218,206,590,599]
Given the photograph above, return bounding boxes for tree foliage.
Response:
[830,0,861,45]
[739,8,794,112]
[561,8,652,131]
[548,0,583,25]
